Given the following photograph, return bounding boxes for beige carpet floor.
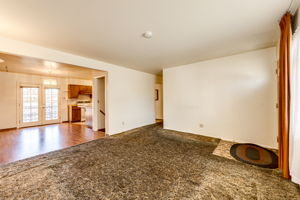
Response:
[0,124,299,199]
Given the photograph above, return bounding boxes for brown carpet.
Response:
[0,124,299,199]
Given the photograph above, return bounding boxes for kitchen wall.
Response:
[0,71,92,129]
[0,36,155,134]
[0,72,18,129]
[163,47,278,148]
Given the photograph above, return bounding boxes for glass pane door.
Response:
[44,88,59,123]
[21,87,41,127]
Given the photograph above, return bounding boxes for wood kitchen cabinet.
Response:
[79,85,92,95]
[68,84,92,98]
[68,85,80,98]
[69,105,81,122]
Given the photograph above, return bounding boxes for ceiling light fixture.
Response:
[44,60,58,75]
[44,60,58,68]
[143,31,153,39]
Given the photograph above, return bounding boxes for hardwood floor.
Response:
[0,123,105,165]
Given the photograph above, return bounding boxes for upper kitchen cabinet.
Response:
[68,85,80,98]
[79,85,92,95]
[68,84,92,98]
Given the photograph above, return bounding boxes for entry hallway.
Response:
[0,124,299,199]
[0,123,105,165]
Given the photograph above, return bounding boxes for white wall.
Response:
[163,47,278,148]
[108,68,155,133]
[0,72,18,129]
[0,36,155,134]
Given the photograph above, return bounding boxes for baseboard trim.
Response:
[110,123,157,137]
[163,127,278,150]
[0,127,17,132]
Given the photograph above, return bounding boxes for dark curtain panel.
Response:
[278,12,291,179]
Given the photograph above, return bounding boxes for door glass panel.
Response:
[45,88,59,121]
[22,87,39,123]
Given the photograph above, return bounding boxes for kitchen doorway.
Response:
[92,75,106,132]
[0,51,107,165]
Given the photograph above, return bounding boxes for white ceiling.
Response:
[0,0,292,74]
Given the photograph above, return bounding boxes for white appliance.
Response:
[80,108,86,122]
[77,100,91,122]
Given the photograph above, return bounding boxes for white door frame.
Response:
[92,74,108,132]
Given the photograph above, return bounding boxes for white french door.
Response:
[20,85,42,127]
[19,85,60,127]
[43,87,60,124]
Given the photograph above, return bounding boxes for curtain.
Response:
[290,27,300,184]
[278,13,291,179]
